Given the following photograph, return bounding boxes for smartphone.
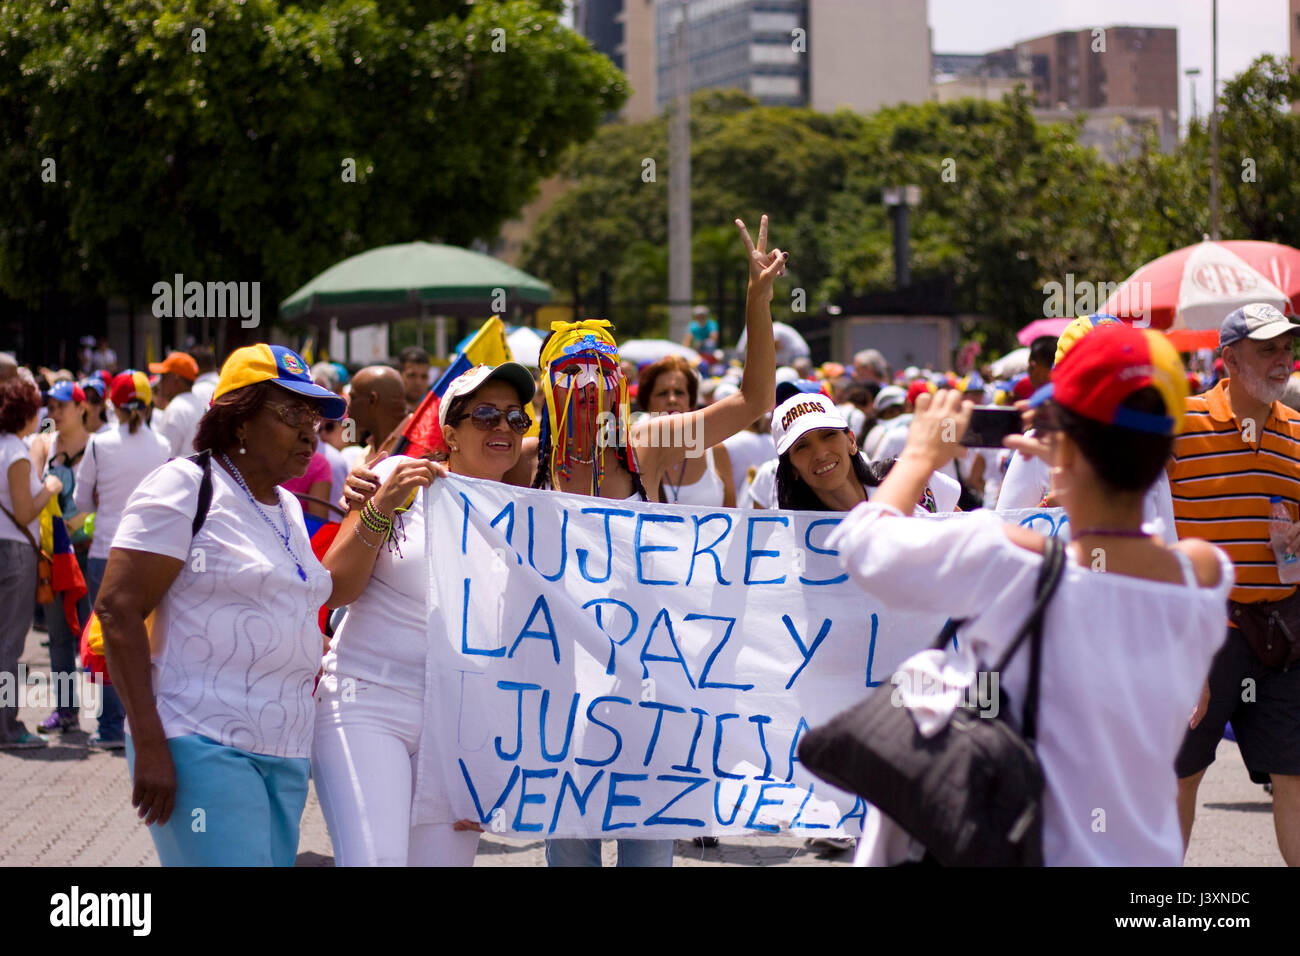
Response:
[960,406,1023,447]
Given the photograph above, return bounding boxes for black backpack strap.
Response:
[186,449,214,538]
[931,617,965,650]
[990,535,1066,743]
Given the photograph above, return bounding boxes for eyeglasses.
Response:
[457,403,531,435]
[266,401,323,430]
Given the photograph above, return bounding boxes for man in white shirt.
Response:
[190,346,219,407]
[149,352,205,458]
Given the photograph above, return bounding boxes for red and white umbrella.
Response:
[1100,240,1299,350]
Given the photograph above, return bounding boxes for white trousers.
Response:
[312,674,480,866]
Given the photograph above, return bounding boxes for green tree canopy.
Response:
[0,0,624,314]
[526,57,1300,355]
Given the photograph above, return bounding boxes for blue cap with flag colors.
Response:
[213,344,346,419]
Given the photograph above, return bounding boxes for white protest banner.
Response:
[421,475,1067,839]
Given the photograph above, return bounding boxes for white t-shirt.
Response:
[114,457,331,757]
[743,457,779,509]
[722,430,776,500]
[995,446,1179,543]
[74,424,171,559]
[322,455,428,694]
[0,433,39,543]
[157,390,206,459]
[321,442,350,519]
[828,505,1234,866]
[838,403,867,440]
[191,372,218,408]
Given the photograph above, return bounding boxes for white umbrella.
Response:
[506,325,545,367]
[618,339,703,367]
[989,347,1029,379]
[736,322,811,364]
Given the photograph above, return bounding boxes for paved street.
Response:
[1,625,1285,867]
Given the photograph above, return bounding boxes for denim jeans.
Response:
[85,556,123,739]
[0,541,37,743]
[41,550,90,716]
[545,838,675,867]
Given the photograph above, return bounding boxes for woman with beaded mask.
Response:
[508,215,785,867]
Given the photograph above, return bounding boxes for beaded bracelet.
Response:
[360,500,393,536]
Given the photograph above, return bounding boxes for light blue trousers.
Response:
[126,734,309,866]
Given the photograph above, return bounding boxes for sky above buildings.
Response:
[931,0,1290,125]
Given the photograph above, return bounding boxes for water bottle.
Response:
[1269,496,1300,583]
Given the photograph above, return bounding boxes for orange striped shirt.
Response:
[1168,379,1300,604]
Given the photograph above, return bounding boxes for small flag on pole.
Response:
[396,316,514,456]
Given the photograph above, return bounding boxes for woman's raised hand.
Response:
[736,215,787,303]
[903,389,973,471]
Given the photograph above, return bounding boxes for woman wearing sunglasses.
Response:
[316,362,536,866]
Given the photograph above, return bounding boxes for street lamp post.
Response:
[1210,0,1220,240]
[882,186,922,290]
[668,0,692,345]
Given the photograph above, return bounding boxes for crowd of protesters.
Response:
[2,222,1299,869]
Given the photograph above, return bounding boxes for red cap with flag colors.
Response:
[110,370,152,409]
[213,344,346,419]
[1029,325,1189,435]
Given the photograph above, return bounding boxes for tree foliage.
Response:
[525,56,1300,352]
[0,0,625,311]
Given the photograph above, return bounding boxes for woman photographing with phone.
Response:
[827,326,1234,865]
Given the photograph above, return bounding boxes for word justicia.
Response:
[594,409,704,458]
[151,273,260,328]
[889,667,1000,719]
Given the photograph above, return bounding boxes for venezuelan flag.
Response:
[398,316,516,456]
[39,498,88,634]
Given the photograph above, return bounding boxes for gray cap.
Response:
[1220,303,1299,347]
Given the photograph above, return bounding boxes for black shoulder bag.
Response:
[798,536,1067,866]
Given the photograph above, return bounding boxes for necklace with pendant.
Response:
[220,452,308,582]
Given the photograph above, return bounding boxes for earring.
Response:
[449,443,458,452]
[239,436,247,455]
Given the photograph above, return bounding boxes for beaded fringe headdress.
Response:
[538,319,633,496]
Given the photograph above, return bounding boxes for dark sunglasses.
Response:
[459,403,531,435]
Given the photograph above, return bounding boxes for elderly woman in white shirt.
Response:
[828,327,1233,865]
[97,345,345,866]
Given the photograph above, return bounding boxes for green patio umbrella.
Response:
[279,241,552,329]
